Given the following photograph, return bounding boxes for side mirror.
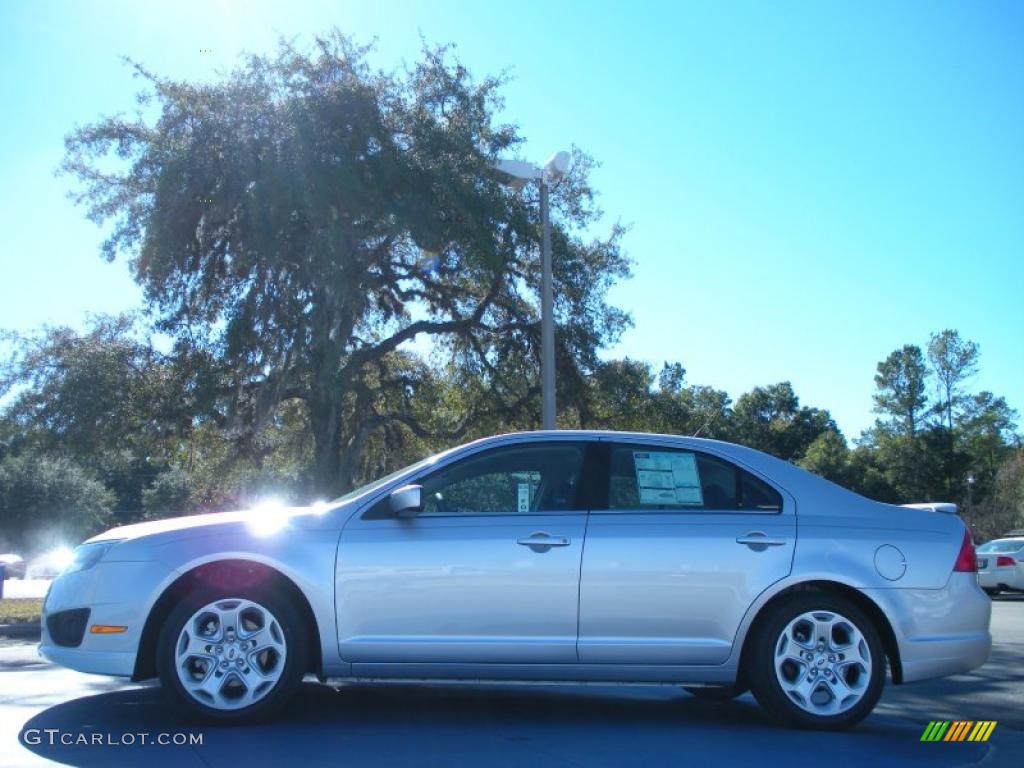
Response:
[389,484,424,518]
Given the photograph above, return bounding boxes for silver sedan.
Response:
[39,431,991,729]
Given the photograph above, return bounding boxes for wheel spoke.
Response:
[180,630,213,659]
[813,614,835,648]
[246,619,283,649]
[215,601,242,639]
[849,637,871,664]
[780,672,819,708]
[187,664,223,699]
[815,680,844,714]
[829,669,855,698]
[238,663,274,700]
[775,634,808,667]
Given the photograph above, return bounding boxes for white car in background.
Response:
[977,537,1024,594]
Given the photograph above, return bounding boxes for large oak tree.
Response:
[62,34,630,494]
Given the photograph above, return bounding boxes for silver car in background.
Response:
[39,431,991,729]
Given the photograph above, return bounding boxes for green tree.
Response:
[845,444,899,502]
[956,392,1018,508]
[927,330,979,434]
[573,359,734,441]
[926,330,980,496]
[0,452,114,552]
[731,382,837,461]
[868,344,931,498]
[799,431,852,486]
[873,345,929,438]
[861,335,1017,506]
[141,467,193,519]
[968,449,1024,541]
[580,359,657,431]
[678,385,732,440]
[61,34,630,495]
[0,316,215,521]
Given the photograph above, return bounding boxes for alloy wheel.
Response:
[174,598,288,710]
[772,609,873,716]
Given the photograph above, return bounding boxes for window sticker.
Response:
[633,451,703,506]
[517,482,531,513]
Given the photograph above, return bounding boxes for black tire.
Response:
[156,584,309,724]
[982,588,998,597]
[684,684,748,702]
[747,592,886,730]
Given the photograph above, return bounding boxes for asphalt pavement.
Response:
[1,597,1021,768]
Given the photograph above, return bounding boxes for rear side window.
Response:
[739,471,783,511]
[607,445,782,512]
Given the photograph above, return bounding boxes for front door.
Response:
[578,440,795,665]
[336,440,589,664]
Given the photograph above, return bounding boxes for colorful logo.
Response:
[920,721,997,742]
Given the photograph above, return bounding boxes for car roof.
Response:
[467,430,876,512]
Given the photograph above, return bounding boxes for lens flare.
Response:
[247,498,291,537]
[46,546,75,572]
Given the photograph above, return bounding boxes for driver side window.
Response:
[419,443,585,515]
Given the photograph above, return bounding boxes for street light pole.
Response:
[494,151,570,431]
[539,178,555,430]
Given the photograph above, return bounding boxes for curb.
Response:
[0,622,41,641]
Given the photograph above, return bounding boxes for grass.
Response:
[0,598,43,625]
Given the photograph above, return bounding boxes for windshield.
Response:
[978,540,1024,554]
[328,447,455,505]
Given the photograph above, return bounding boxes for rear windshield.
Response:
[978,540,1024,554]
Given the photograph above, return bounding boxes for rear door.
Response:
[578,440,795,665]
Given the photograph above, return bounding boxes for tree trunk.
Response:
[310,393,343,497]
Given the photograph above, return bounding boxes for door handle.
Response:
[517,532,571,550]
[736,532,787,551]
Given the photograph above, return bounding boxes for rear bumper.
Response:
[898,632,991,683]
[978,568,1023,590]
[864,572,991,684]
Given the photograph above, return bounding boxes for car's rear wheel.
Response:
[748,593,885,730]
[157,586,308,724]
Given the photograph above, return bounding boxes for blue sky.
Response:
[1,0,1021,439]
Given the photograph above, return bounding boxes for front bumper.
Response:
[39,644,138,677]
[864,572,991,684]
[38,559,175,678]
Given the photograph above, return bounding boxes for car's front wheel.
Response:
[156,587,308,724]
[747,593,885,730]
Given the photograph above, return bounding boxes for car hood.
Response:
[86,506,333,544]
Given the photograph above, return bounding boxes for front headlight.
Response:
[64,541,122,574]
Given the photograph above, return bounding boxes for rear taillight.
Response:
[996,555,1016,568]
[953,529,977,572]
